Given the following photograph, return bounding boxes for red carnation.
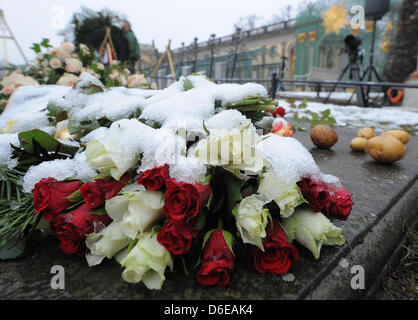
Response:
[33,178,84,221]
[50,204,112,256]
[323,189,353,221]
[137,164,170,190]
[163,178,211,221]
[252,220,299,275]
[276,107,286,117]
[297,177,329,212]
[157,218,199,256]
[196,230,234,287]
[80,177,127,209]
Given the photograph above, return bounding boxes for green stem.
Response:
[217,218,224,230]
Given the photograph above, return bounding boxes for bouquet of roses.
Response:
[24,117,352,290]
[0,75,352,290]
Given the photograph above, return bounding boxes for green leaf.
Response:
[66,189,83,203]
[208,167,243,217]
[222,230,235,256]
[195,213,206,231]
[202,229,217,249]
[327,117,337,125]
[88,207,108,215]
[127,238,138,253]
[321,109,331,117]
[18,129,79,156]
[183,78,194,91]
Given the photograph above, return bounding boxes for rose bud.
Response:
[323,189,353,221]
[276,107,286,117]
[80,176,128,209]
[281,207,346,259]
[157,218,199,256]
[137,164,170,190]
[196,229,234,287]
[33,178,84,221]
[163,178,211,221]
[297,177,329,213]
[251,220,299,275]
[50,204,112,256]
[116,229,173,290]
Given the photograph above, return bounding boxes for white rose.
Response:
[105,190,164,239]
[234,194,269,250]
[85,120,154,180]
[195,125,264,173]
[281,207,346,259]
[56,73,79,87]
[60,42,75,53]
[85,221,131,266]
[65,58,83,74]
[127,74,146,88]
[116,229,173,289]
[49,57,62,69]
[53,47,70,60]
[257,171,306,218]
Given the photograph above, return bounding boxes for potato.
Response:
[381,130,410,144]
[350,137,367,152]
[365,135,406,163]
[357,127,375,139]
[310,125,338,149]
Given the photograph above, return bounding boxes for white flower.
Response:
[116,229,173,289]
[65,57,83,74]
[85,221,131,266]
[56,73,79,87]
[234,194,269,250]
[127,74,146,88]
[60,42,75,53]
[79,43,90,55]
[53,47,71,61]
[195,125,264,173]
[0,72,39,89]
[97,63,105,71]
[257,171,306,218]
[105,190,164,239]
[281,207,346,259]
[49,57,62,69]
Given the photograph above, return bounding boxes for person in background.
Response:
[122,21,140,73]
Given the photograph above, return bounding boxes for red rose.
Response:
[252,220,299,275]
[50,204,112,256]
[163,178,211,221]
[276,107,286,117]
[297,178,329,212]
[323,189,353,221]
[137,164,170,190]
[157,218,199,255]
[80,177,127,209]
[33,178,84,221]
[196,230,234,287]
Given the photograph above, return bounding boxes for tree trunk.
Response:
[383,0,418,82]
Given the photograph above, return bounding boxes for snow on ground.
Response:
[280,99,418,133]
[279,91,383,102]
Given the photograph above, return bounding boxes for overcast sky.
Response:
[1,0,305,64]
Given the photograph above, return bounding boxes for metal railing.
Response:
[149,73,418,108]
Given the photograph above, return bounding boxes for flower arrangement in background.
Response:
[23,38,152,89]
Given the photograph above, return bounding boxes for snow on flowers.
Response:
[0,75,353,290]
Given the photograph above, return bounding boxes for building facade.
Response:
[142,0,403,89]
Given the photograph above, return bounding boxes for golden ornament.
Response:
[322,3,349,35]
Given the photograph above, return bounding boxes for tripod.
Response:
[324,53,367,107]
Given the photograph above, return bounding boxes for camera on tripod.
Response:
[344,35,363,64]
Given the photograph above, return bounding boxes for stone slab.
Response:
[0,126,417,300]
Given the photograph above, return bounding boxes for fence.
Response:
[149,73,418,108]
